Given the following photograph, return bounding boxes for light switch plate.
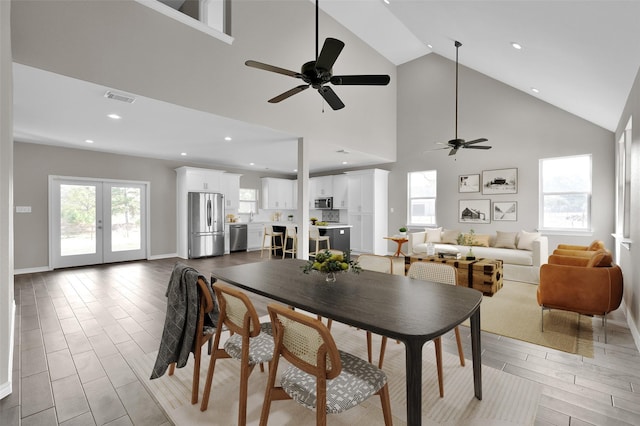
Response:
[16,206,32,213]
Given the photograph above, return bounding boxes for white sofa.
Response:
[407,229,548,283]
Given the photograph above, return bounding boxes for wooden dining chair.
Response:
[260,303,393,426]
[167,277,215,405]
[356,254,396,368]
[200,283,274,426]
[407,261,466,398]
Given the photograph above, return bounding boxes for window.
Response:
[238,188,258,214]
[408,170,437,226]
[616,117,632,238]
[539,154,591,231]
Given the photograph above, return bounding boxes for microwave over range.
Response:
[314,197,333,210]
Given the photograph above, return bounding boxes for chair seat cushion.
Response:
[281,350,387,414]
[223,322,274,364]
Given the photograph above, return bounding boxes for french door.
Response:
[50,177,148,269]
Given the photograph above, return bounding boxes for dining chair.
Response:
[309,226,330,258]
[260,303,393,426]
[167,277,215,405]
[407,261,466,398]
[200,283,274,425]
[282,225,298,259]
[356,254,397,368]
[261,225,283,259]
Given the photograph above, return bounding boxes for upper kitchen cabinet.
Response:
[261,177,295,210]
[346,169,388,255]
[177,166,224,192]
[332,174,348,209]
[310,175,333,198]
[221,173,241,211]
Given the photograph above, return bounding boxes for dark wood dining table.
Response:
[210,259,483,425]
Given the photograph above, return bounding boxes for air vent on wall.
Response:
[104,90,136,104]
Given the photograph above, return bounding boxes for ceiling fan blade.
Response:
[318,86,345,110]
[316,38,345,71]
[463,138,489,146]
[449,148,459,156]
[245,60,301,78]
[465,145,492,150]
[268,85,309,103]
[330,75,390,86]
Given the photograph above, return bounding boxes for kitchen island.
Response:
[268,223,352,256]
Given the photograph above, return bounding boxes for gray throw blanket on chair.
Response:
[150,262,217,379]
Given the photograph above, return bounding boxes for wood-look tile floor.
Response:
[1,251,640,425]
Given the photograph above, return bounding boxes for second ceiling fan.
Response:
[435,41,491,156]
[244,0,390,110]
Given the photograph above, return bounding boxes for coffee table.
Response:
[410,255,504,295]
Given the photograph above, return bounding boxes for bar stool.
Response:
[261,225,283,259]
[309,227,330,258]
[282,225,298,259]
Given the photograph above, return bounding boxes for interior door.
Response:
[50,178,147,268]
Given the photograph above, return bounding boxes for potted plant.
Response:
[310,217,318,225]
[287,214,294,222]
[398,226,407,236]
[457,229,477,260]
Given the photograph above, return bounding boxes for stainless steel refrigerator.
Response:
[188,192,225,258]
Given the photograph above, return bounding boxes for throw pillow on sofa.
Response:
[466,234,490,247]
[425,227,442,243]
[517,230,541,251]
[442,229,460,244]
[494,231,518,249]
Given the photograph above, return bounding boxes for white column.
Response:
[297,137,309,259]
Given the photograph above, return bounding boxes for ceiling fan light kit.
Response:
[434,40,491,156]
[245,0,390,110]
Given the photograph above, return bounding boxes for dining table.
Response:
[210,259,483,426]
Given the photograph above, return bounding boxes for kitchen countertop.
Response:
[233,221,352,229]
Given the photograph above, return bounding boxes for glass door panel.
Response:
[104,183,146,263]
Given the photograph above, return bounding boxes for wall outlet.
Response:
[16,206,32,213]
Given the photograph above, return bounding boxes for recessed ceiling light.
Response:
[342,161,348,165]
[531,87,540,93]
[426,44,433,49]
[511,42,522,50]
[293,169,298,172]
[383,0,390,4]
[85,139,94,144]
[224,136,232,141]
[180,152,187,156]
[249,162,255,166]
[107,113,122,120]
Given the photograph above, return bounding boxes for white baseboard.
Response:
[623,299,640,353]
[14,266,50,275]
[148,253,180,260]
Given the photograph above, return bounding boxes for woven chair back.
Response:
[213,283,262,338]
[268,304,341,379]
[407,262,457,285]
[357,254,393,274]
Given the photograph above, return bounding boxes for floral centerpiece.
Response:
[302,250,361,282]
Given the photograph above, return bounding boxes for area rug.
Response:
[463,280,594,357]
[132,319,542,425]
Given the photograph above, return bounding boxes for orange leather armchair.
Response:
[552,240,606,258]
[537,250,623,343]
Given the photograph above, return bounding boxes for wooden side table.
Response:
[384,236,409,257]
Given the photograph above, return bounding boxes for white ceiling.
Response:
[13,1,640,174]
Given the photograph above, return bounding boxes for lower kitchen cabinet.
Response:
[247,223,264,251]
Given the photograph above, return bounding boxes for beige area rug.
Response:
[463,280,594,357]
[133,319,542,425]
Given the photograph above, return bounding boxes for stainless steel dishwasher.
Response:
[229,224,248,252]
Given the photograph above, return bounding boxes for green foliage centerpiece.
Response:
[457,229,477,260]
[302,250,361,282]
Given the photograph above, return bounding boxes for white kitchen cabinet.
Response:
[261,178,294,210]
[178,166,223,192]
[332,174,348,209]
[346,169,388,254]
[247,223,264,251]
[310,175,333,198]
[221,173,241,211]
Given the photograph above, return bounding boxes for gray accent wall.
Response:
[390,53,615,251]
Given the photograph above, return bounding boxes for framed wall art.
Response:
[459,174,480,193]
[493,201,517,221]
[482,168,518,194]
[459,199,491,224]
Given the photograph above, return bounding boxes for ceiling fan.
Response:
[244,0,390,110]
[434,41,491,156]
